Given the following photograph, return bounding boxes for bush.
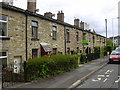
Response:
[107,45,113,54]
[100,46,105,58]
[94,46,100,53]
[24,55,78,81]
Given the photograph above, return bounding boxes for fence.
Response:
[2,63,25,88]
[79,53,100,64]
[87,53,100,61]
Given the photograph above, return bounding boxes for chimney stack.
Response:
[74,19,80,27]
[44,12,54,19]
[57,11,64,22]
[80,21,84,30]
[2,0,13,5]
[27,0,36,13]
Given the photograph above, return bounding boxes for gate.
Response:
[2,63,25,88]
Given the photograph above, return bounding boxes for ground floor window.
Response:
[52,48,57,55]
[32,49,38,59]
[71,50,74,55]
[77,47,79,52]
[0,51,8,68]
[67,48,70,54]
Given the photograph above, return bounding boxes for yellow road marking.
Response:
[98,75,105,77]
[92,78,101,82]
[105,69,113,74]
[115,76,120,83]
[106,75,110,77]
[103,78,107,82]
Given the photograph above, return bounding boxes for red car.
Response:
[109,50,120,64]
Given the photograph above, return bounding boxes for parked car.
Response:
[109,50,120,64]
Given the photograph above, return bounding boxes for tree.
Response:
[106,40,115,54]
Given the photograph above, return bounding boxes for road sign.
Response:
[82,40,88,45]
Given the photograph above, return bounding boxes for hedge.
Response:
[24,55,78,81]
[78,53,88,64]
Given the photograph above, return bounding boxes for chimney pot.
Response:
[80,21,84,30]
[44,12,53,18]
[27,0,36,13]
[2,0,13,5]
[74,18,80,27]
[57,10,64,22]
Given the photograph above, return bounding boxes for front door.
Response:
[13,56,21,74]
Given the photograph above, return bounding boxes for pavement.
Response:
[8,56,109,89]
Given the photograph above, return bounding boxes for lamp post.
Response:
[105,19,107,49]
[112,18,115,48]
[112,17,120,48]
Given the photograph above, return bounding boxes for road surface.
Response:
[77,64,120,88]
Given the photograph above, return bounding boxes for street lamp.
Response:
[105,19,108,55]
[112,17,120,48]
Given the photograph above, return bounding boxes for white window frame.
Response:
[52,26,57,40]
[0,15,8,37]
[96,36,100,41]
[32,21,38,39]
[66,30,70,41]
[0,51,8,66]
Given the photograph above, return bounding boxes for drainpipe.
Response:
[25,11,28,60]
[93,34,94,53]
[64,25,66,54]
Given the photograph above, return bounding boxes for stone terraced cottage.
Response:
[0,0,106,67]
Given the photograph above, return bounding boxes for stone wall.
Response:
[1,9,26,64]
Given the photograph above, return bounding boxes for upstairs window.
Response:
[52,26,57,40]
[83,33,86,40]
[76,32,79,41]
[89,34,91,42]
[0,15,8,37]
[32,21,38,39]
[96,36,100,41]
[66,30,70,42]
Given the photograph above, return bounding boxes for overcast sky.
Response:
[13,0,120,37]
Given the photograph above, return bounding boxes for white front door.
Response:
[13,56,21,74]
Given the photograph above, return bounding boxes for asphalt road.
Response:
[77,64,120,88]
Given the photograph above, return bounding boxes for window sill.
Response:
[52,39,57,40]
[31,38,39,41]
[0,37,10,40]
[66,41,70,43]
